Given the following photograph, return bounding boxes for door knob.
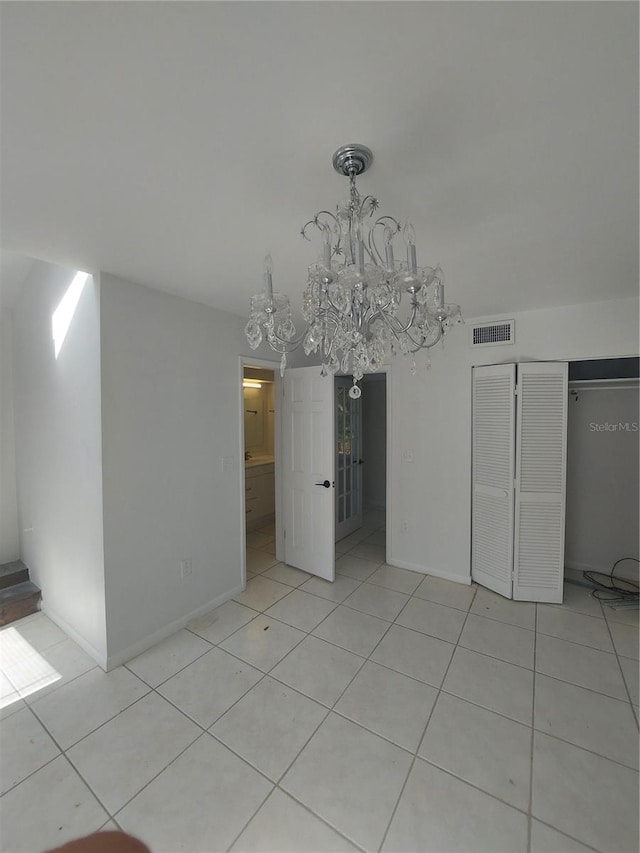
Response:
[315,480,332,488]
[358,459,365,465]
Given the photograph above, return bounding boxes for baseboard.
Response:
[565,559,638,583]
[105,583,245,671]
[41,603,109,671]
[387,557,472,586]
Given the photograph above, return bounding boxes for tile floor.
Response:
[1,516,638,852]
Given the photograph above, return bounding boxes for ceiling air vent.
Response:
[470,320,515,347]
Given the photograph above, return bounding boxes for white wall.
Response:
[387,296,640,583]
[0,313,20,563]
[362,375,386,511]
[565,383,639,581]
[100,275,269,666]
[12,262,107,661]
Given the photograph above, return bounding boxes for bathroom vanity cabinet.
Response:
[245,461,275,531]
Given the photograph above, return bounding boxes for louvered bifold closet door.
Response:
[471,364,516,598]
[513,362,568,603]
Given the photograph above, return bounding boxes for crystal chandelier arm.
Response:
[301,211,342,257]
[404,321,443,352]
[263,329,306,353]
[368,216,401,267]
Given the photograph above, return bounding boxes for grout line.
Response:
[527,603,537,853]
[376,584,479,852]
[4,565,638,853]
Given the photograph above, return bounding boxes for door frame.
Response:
[238,356,283,588]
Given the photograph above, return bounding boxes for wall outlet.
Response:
[180,558,192,578]
[402,449,414,463]
[401,521,409,532]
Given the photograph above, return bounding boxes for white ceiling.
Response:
[1,2,638,320]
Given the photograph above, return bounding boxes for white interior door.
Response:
[282,366,335,580]
[335,377,363,541]
[471,363,516,598]
[513,361,567,603]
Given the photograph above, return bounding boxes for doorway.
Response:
[242,362,280,580]
[335,372,388,557]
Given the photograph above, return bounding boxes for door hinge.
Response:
[514,384,519,396]
[283,529,286,539]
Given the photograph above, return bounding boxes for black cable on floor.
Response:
[583,557,639,607]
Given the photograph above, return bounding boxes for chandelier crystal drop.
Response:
[245,144,463,395]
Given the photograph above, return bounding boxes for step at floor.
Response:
[0,560,29,590]
[0,578,41,627]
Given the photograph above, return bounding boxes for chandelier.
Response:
[245,144,463,397]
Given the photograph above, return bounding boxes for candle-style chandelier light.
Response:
[245,144,463,397]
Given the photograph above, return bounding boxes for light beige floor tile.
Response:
[220,614,304,672]
[382,757,527,852]
[339,528,373,548]
[125,629,211,687]
[335,660,438,751]
[262,563,311,587]
[0,670,24,718]
[413,576,476,612]
[471,587,536,629]
[335,553,381,581]
[0,705,60,794]
[117,734,272,852]
[270,636,363,707]
[371,625,454,688]
[619,655,639,705]
[246,547,279,574]
[31,665,150,749]
[363,530,386,547]
[66,692,201,814]
[343,582,409,622]
[537,605,614,652]
[608,620,639,660]
[559,583,606,619]
[459,614,534,669]
[419,692,531,810]
[535,633,628,699]
[0,613,67,659]
[231,788,359,852]
[282,713,412,852]
[0,755,109,853]
[532,731,639,852]
[211,676,327,780]
[158,647,262,727]
[530,820,595,852]
[187,600,257,645]
[4,637,97,702]
[259,541,277,556]
[603,600,640,627]
[396,597,467,644]
[233,576,292,611]
[534,673,638,769]
[443,646,534,724]
[299,573,361,603]
[247,530,275,549]
[312,605,391,658]
[367,565,423,595]
[264,589,337,632]
[349,542,386,564]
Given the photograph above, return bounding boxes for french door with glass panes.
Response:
[335,377,363,541]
